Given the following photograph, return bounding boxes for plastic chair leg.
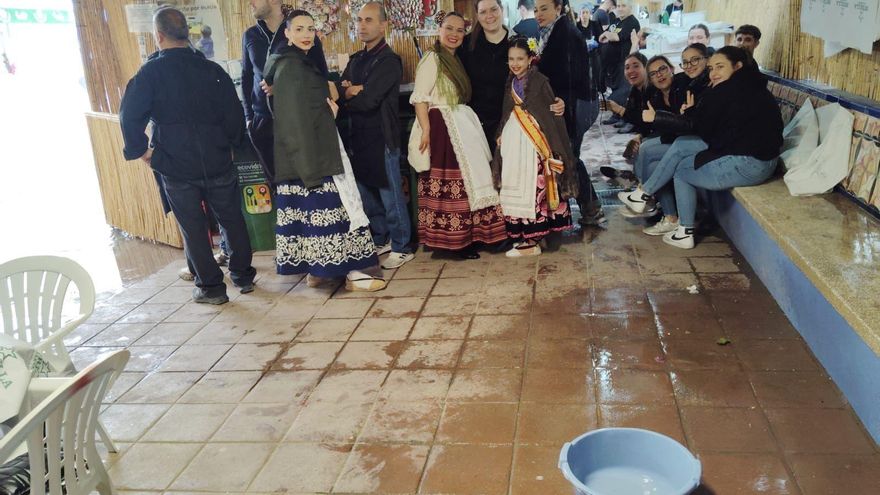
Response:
[97,420,117,453]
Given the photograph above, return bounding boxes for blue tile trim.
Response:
[712,189,880,444]
[763,71,880,118]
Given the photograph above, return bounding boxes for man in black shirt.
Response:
[120,7,256,304]
[338,2,413,269]
[512,0,539,39]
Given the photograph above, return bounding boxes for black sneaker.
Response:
[578,209,607,227]
[236,283,255,294]
[192,288,229,305]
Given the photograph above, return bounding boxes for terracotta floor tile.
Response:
[272,341,344,370]
[117,372,202,404]
[88,303,137,324]
[110,287,164,305]
[380,369,453,402]
[764,408,876,454]
[638,255,694,275]
[117,303,183,324]
[243,370,321,403]
[436,402,518,444]
[177,371,262,403]
[186,321,249,345]
[285,399,374,443]
[295,318,360,341]
[124,345,177,372]
[475,292,533,315]
[157,344,230,372]
[421,295,478,316]
[787,454,880,494]
[591,287,651,315]
[378,278,436,297]
[333,341,405,369]
[350,317,415,341]
[314,298,375,319]
[671,370,759,407]
[70,345,122,370]
[439,261,490,279]
[141,403,234,442]
[710,291,782,316]
[87,322,154,347]
[448,368,523,402]
[690,256,742,274]
[212,403,301,442]
[100,404,168,442]
[590,314,659,340]
[517,402,597,445]
[236,319,306,343]
[249,443,352,493]
[530,313,591,340]
[697,453,800,495]
[433,277,484,296]
[368,296,426,317]
[526,339,591,368]
[63,323,107,347]
[680,407,777,453]
[593,340,665,371]
[143,286,194,304]
[737,340,819,371]
[470,314,530,340]
[533,286,591,314]
[410,316,471,339]
[420,444,513,495]
[700,273,753,291]
[510,444,575,495]
[656,312,725,340]
[750,372,847,409]
[308,370,388,403]
[393,261,444,279]
[395,340,463,369]
[596,369,675,405]
[134,322,204,346]
[718,312,802,340]
[334,444,431,493]
[521,368,594,404]
[360,400,443,443]
[164,301,225,323]
[459,340,526,368]
[643,272,702,291]
[104,372,145,403]
[663,339,742,370]
[108,442,201,490]
[598,405,687,445]
[648,291,716,315]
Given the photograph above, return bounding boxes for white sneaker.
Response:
[376,243,392,256]
[214,251,229,266]
[619,187,651,214]
[663,225,695,249]
[381,252,415,269]
[620,203,659,218]
[643,217,679,236]
[178,267,194,281]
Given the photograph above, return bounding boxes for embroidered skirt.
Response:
[505,158,573,240]
[417,109,506,250]
[275,178,378,277]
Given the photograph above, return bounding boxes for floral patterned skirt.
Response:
[275,178,378,277]
[416,109,507,251]
[505,158,573,240]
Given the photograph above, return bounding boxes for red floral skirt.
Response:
[417,109,507,250]
[505,158,573,240]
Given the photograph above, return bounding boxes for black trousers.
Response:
[248,116,275,182]
[571,98,601,216]
[162,171,256,297]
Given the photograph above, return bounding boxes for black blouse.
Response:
[460,29,510,127]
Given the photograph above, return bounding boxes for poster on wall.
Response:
[801,0,880,56]
[173,0,227,62]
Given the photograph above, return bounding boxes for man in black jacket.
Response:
[242,0,329,181]
[338,2,413,269]
[120,7,256,305]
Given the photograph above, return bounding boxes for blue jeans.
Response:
[674,155,777,227]
[356,147,413,253]
[634,137,677,216]
[642,136,709,215]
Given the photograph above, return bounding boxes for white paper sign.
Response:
[801,0,880,56]
[125,4,156,33]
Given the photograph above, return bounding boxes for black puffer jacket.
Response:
[652,67,783,168]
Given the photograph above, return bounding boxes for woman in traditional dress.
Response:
[409,12,507,259]
[492,36,579,257]
[263,10,385,291]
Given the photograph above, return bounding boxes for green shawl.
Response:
[431,41,471,105]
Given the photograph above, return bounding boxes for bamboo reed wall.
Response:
[686,0,880,101]
[86,112,184,247]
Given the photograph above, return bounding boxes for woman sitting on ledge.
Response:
[621,46,783,249]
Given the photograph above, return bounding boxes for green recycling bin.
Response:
[235,157,276,252]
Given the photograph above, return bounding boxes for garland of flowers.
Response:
[388,0,427,31]
[298,0,340,36]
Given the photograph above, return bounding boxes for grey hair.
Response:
[154,7,189,41]
[362,1,388,21]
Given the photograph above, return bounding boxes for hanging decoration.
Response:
[299,0,340,36]
[389,0,428,31]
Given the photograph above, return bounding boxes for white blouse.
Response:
[409,51,457,107]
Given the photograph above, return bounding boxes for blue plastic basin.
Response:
[559,428,701,495]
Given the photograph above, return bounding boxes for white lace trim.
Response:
[276,230,376,268]
[438,107,501,211]
[277,206,347,227]
[276,182,336,196]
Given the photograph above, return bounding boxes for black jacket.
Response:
[241,19,329,121]
[621,84,652,136]
[338,41,402,187]
[653,67,783,168]
[460,30,510,148]
[120,47,244,181]
[537,17,592,140]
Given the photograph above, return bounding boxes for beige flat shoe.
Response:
[345,271,387,292]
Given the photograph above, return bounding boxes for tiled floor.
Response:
[77,120,879,494]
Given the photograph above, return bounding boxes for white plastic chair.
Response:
[0,256,116,452]
[0,350,130,495]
